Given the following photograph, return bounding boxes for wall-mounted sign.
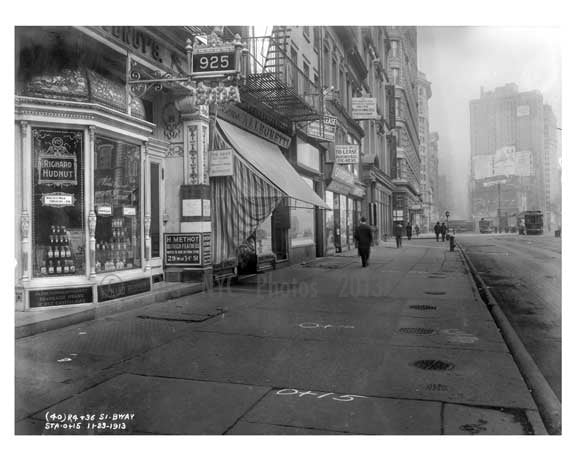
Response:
[29,287,93,308]
[96,205,112,216]
[165,233,202,266]
[517,105,530,117]
[97,278,151,302]
[202,233,212,266]
[123,207,137,216]
[209,149,234,177]
[220,105,292,148]
[38,155,78,185]
[41,192,75,208]
[305,116,337,142]
[352,97,378,120]
[202,199,211,217]
[335,145,360,164]
[182,199,203,217]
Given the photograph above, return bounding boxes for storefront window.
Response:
[32,128,85,277]
[347,197,354,247]
[94,136,141,272]
[340,195,347,250]
[290,177,316,247]
[256,214,273,256]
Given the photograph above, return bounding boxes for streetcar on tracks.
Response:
[479,218,493,234]
[517,210,544,235]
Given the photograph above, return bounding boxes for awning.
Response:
[217,118,330,209]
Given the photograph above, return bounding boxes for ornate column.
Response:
[20,121,30,281]
[88,126,97,278]
[143,141,151,271]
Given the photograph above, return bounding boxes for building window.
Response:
[296,138,320,172]
[303,26,310,41]
[390,40,398,57]
[392,67,400,85]
[313,27,320,50]
[94,136,141,272]
[303,61,310,80]
[32,128,85,277]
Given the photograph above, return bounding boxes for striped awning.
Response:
[217,118,330,209]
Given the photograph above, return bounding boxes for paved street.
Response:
[458,233,561,400]
[15,239,547,435]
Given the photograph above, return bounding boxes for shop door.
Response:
[149,161,164,277]
[272,198,289,260]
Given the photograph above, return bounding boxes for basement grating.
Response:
[397,327,436,335]
[427,275,447,279]
[425,290,447,295]
[412,359,455,371]
[409,304,437,311]
[425,383,450,392]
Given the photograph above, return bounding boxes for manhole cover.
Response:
[425,291,446,295]
[425,383,450,392]
[412,359,455,371]
[397,327,436,335]
[409,304,437,311]
[427,275,447,279]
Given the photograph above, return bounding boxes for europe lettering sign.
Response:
[164,233,202,266]
[352,97,378,120]
[38,155,77,185]
[335,145,360,164]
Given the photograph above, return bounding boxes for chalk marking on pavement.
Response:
[276,388,368,402]
[298,322,355,329]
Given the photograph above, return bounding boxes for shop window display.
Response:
[94,136,141,272]
[32,128,85,277]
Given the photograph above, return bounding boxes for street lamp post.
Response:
[445,210,450,234]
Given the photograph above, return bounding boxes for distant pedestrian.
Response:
[434,222,441,241]
[354,217,373,267]
[406,222,413,240]
[394,222,404,248]
[440,222,447,242]
[415,224,420,238]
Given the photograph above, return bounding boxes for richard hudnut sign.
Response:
[38,155,77,185]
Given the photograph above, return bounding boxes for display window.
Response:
[325,190,335,253]
[290,177,316,247]
[32,128,85,277]
[339,195,347,250]
[94,136,141,272]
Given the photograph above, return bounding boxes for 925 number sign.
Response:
[192,50,236,74]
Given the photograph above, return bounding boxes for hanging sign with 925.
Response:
[192,47,237,76]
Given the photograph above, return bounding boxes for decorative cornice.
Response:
[15,96,154,137]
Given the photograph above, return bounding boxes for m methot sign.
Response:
[164,233,202,266]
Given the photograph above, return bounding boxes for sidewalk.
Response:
[15,240,548,435]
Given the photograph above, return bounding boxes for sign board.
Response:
[305,116,337,142]
[38,155,78,185]
[182,199,203,217]
[220,105,292,148]
[335,145,360,164]
[517,105,530,117]
[97,205,112,216]
[29,287,93,308]
[202,233,212,266]
[352,97,378,120]
[97,278,151,302]
[41,192,75,208]
[123,207,136,216]
[164,233,202,266]
[209,149,234,177]
[192,48,237,75]
[202,199,211,217]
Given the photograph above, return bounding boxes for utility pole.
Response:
[497,182,501,233]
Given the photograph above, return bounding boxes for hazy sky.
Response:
[418,26,562,218]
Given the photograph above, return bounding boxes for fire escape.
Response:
[239,27,324,126]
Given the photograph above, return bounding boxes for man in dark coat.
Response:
[440,222,447,241]
[354,217,373,267]
[434,221,441,241]
[394,222,404,248]
[406,222,413,240]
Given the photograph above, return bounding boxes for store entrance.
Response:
[271,198,289,260]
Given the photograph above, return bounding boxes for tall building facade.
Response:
[428,131,440,222]
[543,104,560,230]
[385,27,421,229]
[416,71,432,231]
[469,83,552,231]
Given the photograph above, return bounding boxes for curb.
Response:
[456,242,561,435]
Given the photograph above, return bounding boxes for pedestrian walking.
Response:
[434,222,441,241]
[406,222,413,240]
[354,217,373,267]
[415,224,420,238]
[440,222,447,242]
[394,222,404,248]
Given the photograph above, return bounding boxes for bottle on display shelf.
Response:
[96,260,101,272]
[41,262,47,275]
[63,261,70,273]
[48,260,54,275]
[70,261,76,273]
[55,260,62,274]
[48,246,54,259]
[65,246,71,258]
